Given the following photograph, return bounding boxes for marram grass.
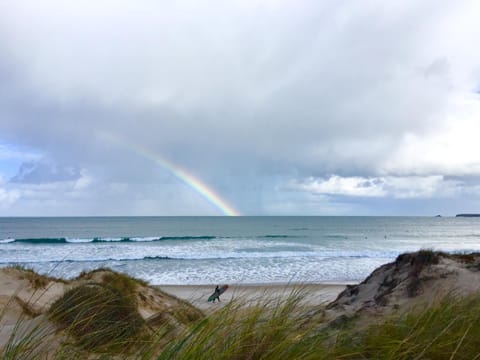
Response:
[329,293,480,360]
[48,283,146,353]
[3,283,480,359]
[157,287,324,360]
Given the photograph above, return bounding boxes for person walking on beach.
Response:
[208,284,228,303]
[212,285,221,303]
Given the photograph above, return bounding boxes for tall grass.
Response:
[6,264,67,289]
[329,294,480,359]
[157,288,325,360]
[154,291,480,360]
[3,271,480,359]
[48,283,146,353]
[1,315,57,360]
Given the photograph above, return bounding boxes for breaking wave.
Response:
[1,235,219,244]
[0,234,301,244]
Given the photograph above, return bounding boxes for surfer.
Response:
[208,284,228,303]
[212,285,221,303]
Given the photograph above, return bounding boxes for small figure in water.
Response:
[212,285,221,303]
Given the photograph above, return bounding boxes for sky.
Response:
[0,0,480,216]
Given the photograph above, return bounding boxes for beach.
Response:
[157,283,346,312]
[3,251,480,358]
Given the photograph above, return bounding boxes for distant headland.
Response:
[456,214,480,217]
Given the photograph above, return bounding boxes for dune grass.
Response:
[3,289,480,359]
[79,267,149,287]
[330,294,480,359]
[5,264,66,289]
[3,264,480,359]
[146,290,480,360]
[1,315,57,360]
[158,288,324,360]
[48,283,146,353]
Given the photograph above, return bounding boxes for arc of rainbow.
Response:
[100,132,240,216]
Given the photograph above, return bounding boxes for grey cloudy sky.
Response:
[0,0,480,216]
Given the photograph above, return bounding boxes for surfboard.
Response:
[207,285,229,302]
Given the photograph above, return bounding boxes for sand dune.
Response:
[3,250,480,356]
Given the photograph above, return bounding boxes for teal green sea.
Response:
[1,216,479,284]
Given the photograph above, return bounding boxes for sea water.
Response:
[1,216,479,284]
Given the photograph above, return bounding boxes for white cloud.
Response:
[294,176,387,197]
[378,94,480,177]
[73,169,94,191]
[293,175,461,199]
[0,176,20,207]
[0,167,95,212]
[0,187,20,206]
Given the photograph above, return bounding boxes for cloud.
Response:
[292,175,461,199]
[0,0,479,215]
[10,160,81,184]
[380,94,480,176]
[0,187,20,207]
[0,143,40,162]
[292,176,387,197]
[0,176,20,207]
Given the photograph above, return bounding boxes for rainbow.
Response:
[100,132,240,216]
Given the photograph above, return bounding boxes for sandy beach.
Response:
[157,283,347,312]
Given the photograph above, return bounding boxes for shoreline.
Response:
[156,283,347,311]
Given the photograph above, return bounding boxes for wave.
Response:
[0,250,401,265]
[9,238,70,244]
[324,235,349,239]
[260,235,296,239]
[0,234,306,244]
[1,235,220,244]
[160,236,216,241]
[261,235,290,238]
[0,255,175,265]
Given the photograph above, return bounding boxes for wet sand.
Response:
[157,283,347,312]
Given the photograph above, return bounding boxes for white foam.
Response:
[0,236,408,264]
[97,237,123,242]
[130,237,160,242]
[138,256,392,285]
[66,238,93,243]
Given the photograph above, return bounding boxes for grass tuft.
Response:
[6,265,49,289]
[414,249,441,266]
[101,271,139,301]
[77,267,149,286]
[397,249,443,297]
[48,283,146,353]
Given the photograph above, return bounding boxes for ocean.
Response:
[1,216,479,285]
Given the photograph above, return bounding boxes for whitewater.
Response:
[1,216,479,284]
